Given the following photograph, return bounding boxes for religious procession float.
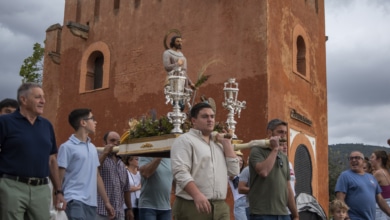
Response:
[96,31,284,157]
[96,72,281,157]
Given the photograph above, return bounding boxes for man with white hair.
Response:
[0,83,66,219]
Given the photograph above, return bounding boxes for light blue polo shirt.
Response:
[57,134,100,206]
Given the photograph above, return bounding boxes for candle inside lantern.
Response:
[228,91,233,99]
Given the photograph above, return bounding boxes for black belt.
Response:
[0,174,48,186]
[177,196,224,203]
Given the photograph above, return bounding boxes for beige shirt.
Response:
[171,128,239,200]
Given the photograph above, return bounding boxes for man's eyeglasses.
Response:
[83,116,95,121]
[348,156,363,161]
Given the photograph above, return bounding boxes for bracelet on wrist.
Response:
[54,190,64,195]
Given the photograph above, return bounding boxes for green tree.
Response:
[328,160,343,201]
[328,148,347,201]
[19,43,44,83]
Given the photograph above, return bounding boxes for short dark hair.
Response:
[267,119,287,131]
[122,155,135,166]
[190,102,213,119]
[17,82,42,104]
[0,98,19,109]
[170,36,182,48]
[68,108,92,131]
[103,131,113,144]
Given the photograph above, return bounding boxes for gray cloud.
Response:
[326,0,390,145]
[0,0,63,100]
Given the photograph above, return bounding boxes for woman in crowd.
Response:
[370,150,390,220]
[228,150,247,220]
[363,157,373,174]
[123,156,142,220]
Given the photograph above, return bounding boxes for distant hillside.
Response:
[329,143,389,171]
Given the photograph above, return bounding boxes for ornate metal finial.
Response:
[222,78,246,139]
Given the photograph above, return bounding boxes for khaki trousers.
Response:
[173,196,230,220]
[0,177,50,220]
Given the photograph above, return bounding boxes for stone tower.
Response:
[43,0,328,216]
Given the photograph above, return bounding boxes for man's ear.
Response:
[267,129,272,137]
[79,119,86,128]
[19,95,27,106]
[190,117,196,125]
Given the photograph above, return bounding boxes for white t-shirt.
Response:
[287,161,296,213]
[289,161,296,196]
[124,170,141,208]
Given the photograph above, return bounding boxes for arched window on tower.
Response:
[86,51,104,90]
[292,24,310,81]
[79,41,110,94]
[296,36,306,76]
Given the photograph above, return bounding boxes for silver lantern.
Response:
[164,67,192,133]
[222,78,246,139]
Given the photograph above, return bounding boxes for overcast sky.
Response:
[0,0,389,146]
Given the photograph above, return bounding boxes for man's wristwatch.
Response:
[55,190,64,195]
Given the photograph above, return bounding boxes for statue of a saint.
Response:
[163,36,195,89]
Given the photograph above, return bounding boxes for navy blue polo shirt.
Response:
[0,109,57,178]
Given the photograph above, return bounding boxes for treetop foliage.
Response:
[19,42,44,83]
